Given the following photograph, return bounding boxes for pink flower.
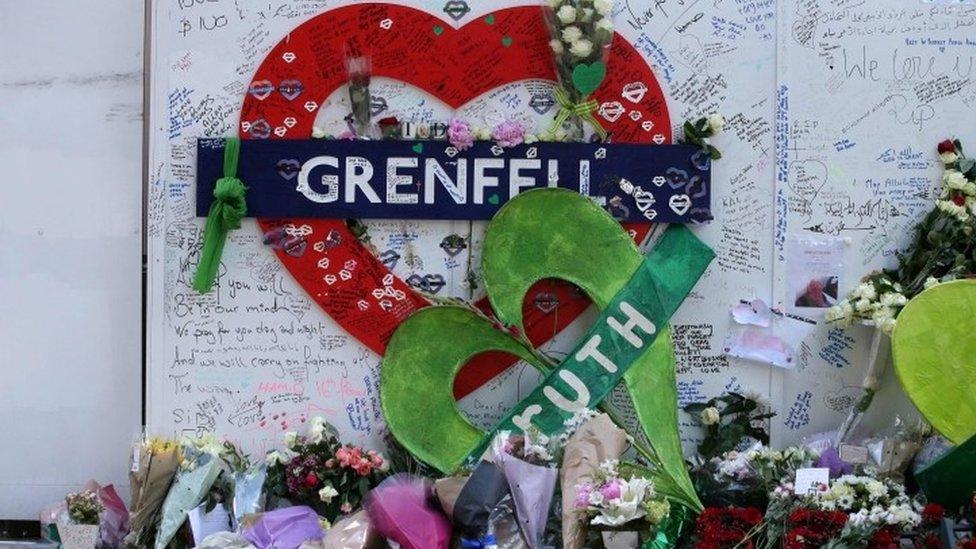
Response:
[325,459,335,469]
[336,447,352,467]
[304,472,319,488]
[369,451,384,468]
[336,130,357,140]
[599,480,622,500]
[491,120,526,148]
[340,502,353,513]
[448,118,475,151]
[574,483,593,508]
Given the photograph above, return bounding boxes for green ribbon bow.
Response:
[193,137,247,293]
[548,87,608,141]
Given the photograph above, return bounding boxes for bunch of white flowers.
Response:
[825,277,907,334]
[547,0,614,64]
[813,475,921,530]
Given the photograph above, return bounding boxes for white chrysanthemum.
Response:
[569,38,594,58]
[594,0,614,15]
[941,151,959,165]
[561,25,583,43]
[852,282,877,300]
[854,297,873,312]
[707,113,726,134]
[318,484,339,503]
[283,431,299,449]
[556,4,577,24]
[550,38,564,54]
[879,292,907,308]
[700,406,720,425]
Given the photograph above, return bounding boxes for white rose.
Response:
[944,169,969,190]
[308,417,328,443]
[561,25,583,43]
[700,406,720,426]
[549,38,564,54]
[569,38,594,58]
[474,127,491,140]
[283,431,299,449]
[549,0,563,8]
[879,292,907,308]
[318,484,339,503]
[265,450,287,466]
[556,5,577,24]
[923,277,940,290]
[311,126,326,138]
[594,0,614,15]
[595,17,613,32]
[941,151,959,165]
[707,113,726,134]
[854,298,873,312]
[579,8,594,22]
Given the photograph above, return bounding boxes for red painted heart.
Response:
[238,4,671,398]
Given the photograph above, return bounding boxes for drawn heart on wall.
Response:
[238,3,671,398]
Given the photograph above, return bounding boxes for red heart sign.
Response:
[238,4,671,398]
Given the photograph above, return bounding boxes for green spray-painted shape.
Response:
[893,279,976,445]
[381,189,710,512]
[381,306,549,471]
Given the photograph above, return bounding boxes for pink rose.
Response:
[599,480,622,500]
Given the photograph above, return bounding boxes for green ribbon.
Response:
[548,87,608,140]
[193,137,247,293]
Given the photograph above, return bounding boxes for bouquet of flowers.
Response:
[691,506,763,548]
[695,443,818,509]
[574,459,671,542]
[124,437,181,547]
[684,392,776,460]
[543,0,616,141]
[492,429,560,547]
[65,490,103,525]
[265,416,388,521]
[827,138,976,333]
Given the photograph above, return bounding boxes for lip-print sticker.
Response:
[622,81,648,103]
[278,79,304,101]
[529,93,555,114]
[378,250,401,269]
[406,274,447,294]
[248,80,275,101]
[370,96,388,116]
[443,0,471,21]
[276,159,302,180]
[248,119,272,139]
[533,292,559,314]
[598,101,625,123]
[668,194,692,216]
[439,234,467,257]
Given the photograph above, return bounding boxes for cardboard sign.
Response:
[197,138,712,224]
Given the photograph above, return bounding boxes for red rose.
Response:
[953,194,966,207]
[921,502,945,525]
[938,139,956,154]
[378,116,399,128]
[304,472,318,488]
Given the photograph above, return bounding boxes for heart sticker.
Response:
[572,61,607,97]
[238,3,671,397]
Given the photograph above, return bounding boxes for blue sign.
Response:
[196,138,711,223]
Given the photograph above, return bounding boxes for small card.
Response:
[839,444,869,464]
[794,467,830,495]
[188,504,232,545]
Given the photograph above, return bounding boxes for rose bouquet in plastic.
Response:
[574,459,672,546]
[265,416,388,521]
[542,0,616,141]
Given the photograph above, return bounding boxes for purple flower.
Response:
[448,118,475,151]
[491,120,526,148]
[574,483,593,508]
[599,479,622,501]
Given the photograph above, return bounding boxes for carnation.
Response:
[447,118,475,151]
[491,120,526,148]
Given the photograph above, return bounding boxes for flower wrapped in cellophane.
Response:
[491,429,560,547]
[542,0,616,141]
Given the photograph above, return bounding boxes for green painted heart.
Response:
[381,188,714,513]
[572,61,607,97]
[433,24,444,36]
[501,35,513,47]
[484,14,495,25]
[487,194,500,205]
[411,142,424,154]
[892,279,976,445]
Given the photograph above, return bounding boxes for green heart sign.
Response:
[892,279,976,445]
[571,61,607,97]
[381,189,713,512]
